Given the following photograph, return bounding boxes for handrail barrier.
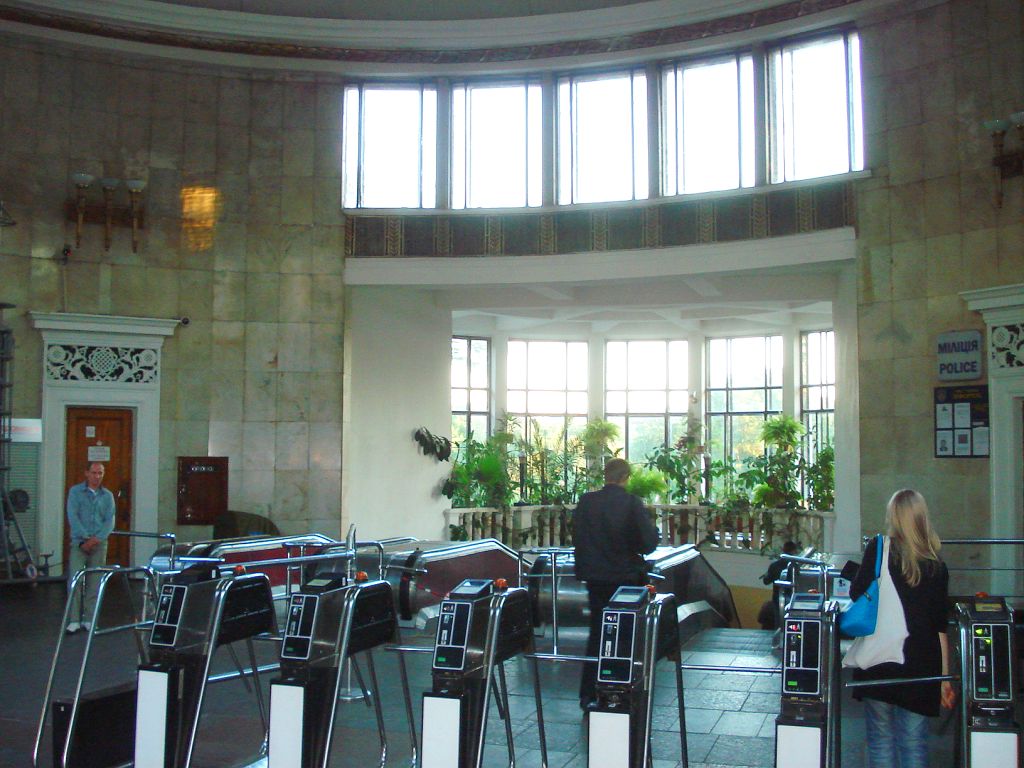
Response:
[33,565,158,768]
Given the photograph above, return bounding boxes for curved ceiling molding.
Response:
[0,0,893,70]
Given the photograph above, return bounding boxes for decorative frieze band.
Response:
[45,344,160,383]
[991,325,1024,369]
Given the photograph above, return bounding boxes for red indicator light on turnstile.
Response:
[355,571,368,582]
[232,565,246,575]
[495,578,508,591]
[788,623,800,632]
[646,584,657,596]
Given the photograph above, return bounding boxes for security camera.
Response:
[60,245,71,261]
[180,316,191,326]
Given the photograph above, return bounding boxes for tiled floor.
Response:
[1,582,958,767]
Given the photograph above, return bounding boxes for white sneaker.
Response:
[81,622,92,632]
[66,622,81,634]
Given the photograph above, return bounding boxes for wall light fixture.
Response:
[66,173,146,252]
[983,111,1024,208]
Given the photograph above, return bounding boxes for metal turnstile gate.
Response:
[588,585,685,768]
[955,595,1020,767]
[268,572,414,768]
[134,568,277,768]
[775,593,841,768]
[421,578,535,768]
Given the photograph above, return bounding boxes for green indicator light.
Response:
[787,681,797,687]
[438,656,446,662]
[976,629,984,635]
[979,687,989,693]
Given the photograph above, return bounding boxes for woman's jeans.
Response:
[863,698,931,768]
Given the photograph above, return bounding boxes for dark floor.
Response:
[1,582,957,768]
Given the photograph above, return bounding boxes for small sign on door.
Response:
[87,445,111,462]
[85,426,96,438]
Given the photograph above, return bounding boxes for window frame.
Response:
[451,336,492,443]
[800,329,836,466]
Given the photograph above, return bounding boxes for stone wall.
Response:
[0,40,347,537]
[854,0,1022,543]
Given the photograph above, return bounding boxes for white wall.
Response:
[342,286,453,540]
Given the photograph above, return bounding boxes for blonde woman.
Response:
[849,489,955,768]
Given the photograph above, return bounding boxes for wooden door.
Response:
[64,408,134,568]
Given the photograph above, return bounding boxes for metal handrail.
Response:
[108,529,176,569]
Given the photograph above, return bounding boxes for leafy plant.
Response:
[644,417,705,503]
[625,466,669,502]
[442,435,515,509]
[740,415,806,509]
[805,443,835,510]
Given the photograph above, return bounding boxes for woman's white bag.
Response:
[842,537,909,669]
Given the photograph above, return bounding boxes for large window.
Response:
[451,337,491,443]
[342,84,437,208]
[605,340,689,461]
[801,330,835,461]
[769,31,863,183]
[662,55,755,195]
[506,340,588,445]
[557,70,649,205]
[452,82,543,209]
[706,335,783,466]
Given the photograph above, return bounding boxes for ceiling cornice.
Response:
[0,0,896,72]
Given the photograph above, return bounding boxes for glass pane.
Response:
[775,36,853,181]
[669,415,687,445]
[507,390,526,412]
[848,33,864,172]
[557,79,572,205]
[421,89,437,207]
[668,390,689,413]
[465,85,528,208]
[740,55,756,188]
[661,66,680,197]
[627,341,666,389]
[470,413,489,440]
[567,342,589,390]
[632,72,649,200]
[452,416,467,445]
[607,415,626,458]
[825,331,836,385]
[607,390,626,413]
[451,338,468,387]
[567,391,588,414]
[532,416,569,447]
[805,333,822,385]
[507,341,526,389]
[529,390,567,414]
[469,389,488,411]
[708,389,726,412]
[731,337,766,387]
[528,84,543,207]
[770,335,783,386]
[342,87,360,207]
[708,338,727,387]
[769,388,782,412]
[731,389,765,413]
[681,58,740,193]
[731,414,765,461]
[628,390,666,413]
[707,414,725,464]
[451,388,468,410]
[528,342,567,389]
[668,340,688,388]
[627,416,665,464]
[571,73,645,204]
[824,384,836,410]
[361,88,426,208]
[606,342,627,389]
[470,339,489,388]
[451,86,467,209]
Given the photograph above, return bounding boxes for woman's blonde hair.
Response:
[886,489,941,587]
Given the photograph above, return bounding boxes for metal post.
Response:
[530,654,549,768]
[364,650,389,768]
[550,551,560,655]
[395,647,419,767]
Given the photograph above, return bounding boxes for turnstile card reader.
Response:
[775,594,840,768]
[269,577,398,768]
[135,571,277,768]
[588,586,683,768]
[956,596,1020,768]
[422,578,534,768]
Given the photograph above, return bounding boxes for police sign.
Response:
[936,330,983,381]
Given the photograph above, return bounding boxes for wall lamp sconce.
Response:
[983,111,1024,208]
[66,173,146,252]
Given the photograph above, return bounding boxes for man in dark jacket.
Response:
[573,457,661,710]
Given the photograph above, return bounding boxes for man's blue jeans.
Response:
[863,698,931,768]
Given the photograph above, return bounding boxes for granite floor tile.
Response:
[712,711,767,736]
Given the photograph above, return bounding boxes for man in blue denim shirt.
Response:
[65,461,115,633]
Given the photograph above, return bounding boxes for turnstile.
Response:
[588,585,685,768]
[134,568,277,768]
[955,595,1020,767]
[421,578,534,768]
[267,573,400,768]
[775,593,840,768]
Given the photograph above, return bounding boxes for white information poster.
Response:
[934,386,988,459]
